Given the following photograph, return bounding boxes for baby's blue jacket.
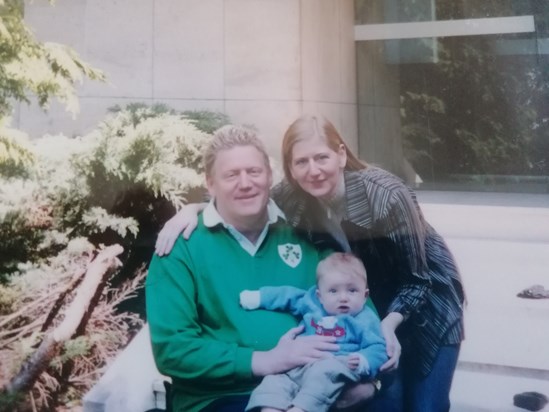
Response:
[258,285,388,378]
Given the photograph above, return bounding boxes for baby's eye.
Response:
[329,289,337,294]
[349,288,358,293]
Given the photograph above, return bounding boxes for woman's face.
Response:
[289,137,346,200]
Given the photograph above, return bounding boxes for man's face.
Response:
[207,145,272,228]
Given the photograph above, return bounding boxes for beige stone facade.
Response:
[18,0,358,157]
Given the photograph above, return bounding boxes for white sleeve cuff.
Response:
[356,353,370,375]
[240,290,261,310]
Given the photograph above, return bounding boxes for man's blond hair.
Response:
[204,125,270,177]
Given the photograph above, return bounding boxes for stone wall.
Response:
[18,0,358,157]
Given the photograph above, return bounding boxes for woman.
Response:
[156,115,465,412]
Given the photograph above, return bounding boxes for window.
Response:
[355,0,549,192]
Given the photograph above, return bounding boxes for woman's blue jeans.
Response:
[367,344,460,412]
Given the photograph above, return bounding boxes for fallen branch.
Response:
[3,244,123,395]
[0,319,44,349]
[0,294,53,330]
[41,267,88,333]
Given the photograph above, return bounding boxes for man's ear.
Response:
[206,175,216,198]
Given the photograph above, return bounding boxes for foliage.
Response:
[108,102,177,126]
[0,239,145,410]
[0,125,35,178]
[0,106,216,409]
[0,0,105,119]
[109,102,231,134]
[182,110,231,134]
[1,107,211,277]
[0,1,216,408]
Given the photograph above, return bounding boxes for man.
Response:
[146,125,339,412]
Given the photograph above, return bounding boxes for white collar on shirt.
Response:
[202,198,286,256]
[203,198,286,228]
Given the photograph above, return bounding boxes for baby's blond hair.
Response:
[316,252,367,285]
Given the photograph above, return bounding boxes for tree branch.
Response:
[2,244,123,395]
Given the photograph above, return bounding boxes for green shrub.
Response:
[0,105,221,409]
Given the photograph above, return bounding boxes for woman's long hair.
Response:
[281,114,367,188]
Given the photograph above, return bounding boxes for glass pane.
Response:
[355,0,549,192]
[355,0,436,24]
[355,0,541,24]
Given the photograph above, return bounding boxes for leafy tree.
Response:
[0,0,106,281]
[0,0,105,118]
[0,106,215,410]
[0,3,224,409]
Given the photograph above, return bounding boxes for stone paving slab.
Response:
[418,192,549,412]
[418,195,549,372]
[451,369,549,412]
[447,238,549,371]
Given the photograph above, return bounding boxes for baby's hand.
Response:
[347,354,361,370]
[240,290,260,310]
[348,353,370,374]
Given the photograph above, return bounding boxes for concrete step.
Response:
[416,193,549,412]
[446,238,549,371]
[459,304,549,371]
[451,368,549,412]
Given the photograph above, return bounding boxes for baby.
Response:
[240,252,387,412]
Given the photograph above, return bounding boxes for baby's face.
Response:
[316,271,368,316]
